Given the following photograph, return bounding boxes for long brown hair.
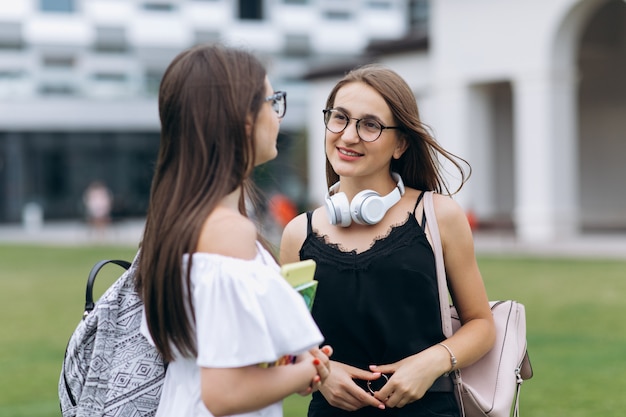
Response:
[136,44,267,362]
[324,64,470,195]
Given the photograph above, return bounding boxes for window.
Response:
[40,0,75,12]
[40,54,76,96]
[0,22,23,50]
[39,84,75,96]
[365,1,391,9]
[284,34,311,56]
[94,26,127,53]
[0,70,23,79]
[144,70,164,96]
[142,2,176,11]
[194,30,220,45]
[323,10,351,20]
[239,0,263,20]
[42,55,75,68]
[408,0,429,33]
[93,73,127,82]
[43,150,68,198]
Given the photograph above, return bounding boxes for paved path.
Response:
[472,231,626,260]
[1,219,626,260]
[0,219,145,247]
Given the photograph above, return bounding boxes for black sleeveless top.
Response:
[300,192,459,417]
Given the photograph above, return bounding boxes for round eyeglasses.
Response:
[265,91,287,118]
[322,108,400,142]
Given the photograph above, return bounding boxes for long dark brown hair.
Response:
[136,44,267,362]
[324,64,470,195]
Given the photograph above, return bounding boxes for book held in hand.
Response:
[259,260,319,368]
[280,259,318,311]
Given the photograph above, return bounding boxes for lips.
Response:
[337,147,363,157]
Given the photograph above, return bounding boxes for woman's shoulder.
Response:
[280,210,314,264]
[197,207,258,260]
[430,192,473,241]
[283,210,309,236]
[431,192,465,220]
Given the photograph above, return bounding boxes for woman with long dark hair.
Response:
[137,44,331,417]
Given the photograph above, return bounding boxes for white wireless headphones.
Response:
[324,172,406,227]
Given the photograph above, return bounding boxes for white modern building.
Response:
[305,0,626,243]
[0,0,424,222]
[2,0,623,243]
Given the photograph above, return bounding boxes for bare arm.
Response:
[200,352,328,417]
[201,354,329,416]
[435,193,495,368]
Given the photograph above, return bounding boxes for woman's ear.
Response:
[393,136,408,160]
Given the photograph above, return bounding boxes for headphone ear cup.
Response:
[325,192,352,227]
[350,190,383,225]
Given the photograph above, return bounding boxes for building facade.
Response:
[306,0,626,242]
[0,0,422,222]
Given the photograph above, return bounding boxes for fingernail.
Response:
[378,404,386,410]
[313,358,320,365]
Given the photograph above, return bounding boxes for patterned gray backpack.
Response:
[59,253,166,417]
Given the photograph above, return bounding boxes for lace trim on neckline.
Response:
[305,213,426,270]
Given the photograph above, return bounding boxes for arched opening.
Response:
[578,0,626,233]
[468,82,515,231]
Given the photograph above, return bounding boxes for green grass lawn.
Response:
[1,244,625,417]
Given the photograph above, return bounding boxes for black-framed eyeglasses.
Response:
[322,108,400,142]
[265,91,287,118]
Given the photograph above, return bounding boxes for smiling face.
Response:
[325,81,406,183]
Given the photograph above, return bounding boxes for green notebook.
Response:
[259,260,319,368]
[280,259,318,311]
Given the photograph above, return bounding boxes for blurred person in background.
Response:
[83,180,113,236]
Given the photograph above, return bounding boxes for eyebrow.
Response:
[333,106,386,123]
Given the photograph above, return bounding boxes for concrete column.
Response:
[512,68,579,242]
[431,81,472,209]
[465,85,495,218]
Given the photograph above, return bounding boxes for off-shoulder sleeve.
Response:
[191,253,323,368]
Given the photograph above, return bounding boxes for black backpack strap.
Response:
[84,259,131,318]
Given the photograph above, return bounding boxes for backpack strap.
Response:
[423,191,453,338]
[424,191,467,416]
[84,259,131,318]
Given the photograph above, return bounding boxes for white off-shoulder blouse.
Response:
[140,243,323,417]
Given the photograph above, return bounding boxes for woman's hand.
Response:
[318,361,386,411]
[295,345,333,396]
[368,347,449,408]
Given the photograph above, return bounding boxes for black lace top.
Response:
[301,193,458,417]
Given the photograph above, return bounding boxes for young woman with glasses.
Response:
[280,64,495,417]
[136,43,332,417]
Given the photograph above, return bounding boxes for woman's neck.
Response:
[219,187,243,211]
